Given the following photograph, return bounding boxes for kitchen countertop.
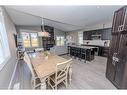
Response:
[82,44,109,48]
[68,45,97,49]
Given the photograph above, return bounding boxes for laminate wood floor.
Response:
[12,55,116,89]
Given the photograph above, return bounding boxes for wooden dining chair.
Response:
[23,52,42,89]
[47,58,72,89]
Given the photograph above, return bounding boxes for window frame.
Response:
[78,31,83,45]
[21,30,39,48]
[56,36,65,46]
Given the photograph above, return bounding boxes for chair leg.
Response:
[55,84,57,90]
[65,78,68,88]
[47,78,50,88]
[69,67,72,84]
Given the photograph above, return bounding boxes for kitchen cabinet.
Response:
[42,25,55,50]
[83,31,92,40]
[101,28,112,40]
[83,28,112,40]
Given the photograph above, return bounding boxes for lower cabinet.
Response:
[98,47,109,57]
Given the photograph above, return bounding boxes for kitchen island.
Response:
[81,44,109,57]
[68,45,97,62]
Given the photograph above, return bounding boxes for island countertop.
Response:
[68,45,97,49]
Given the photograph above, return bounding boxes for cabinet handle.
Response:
[112,53,119,66]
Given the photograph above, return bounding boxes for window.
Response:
[21,32,38,48]
[56,36,65,46]
[78,31,83,44]
[0,10,10,70]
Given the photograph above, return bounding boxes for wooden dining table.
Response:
[29,52,72,89]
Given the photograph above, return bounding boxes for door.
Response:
[114,33,127,88]
[106,34,121,81]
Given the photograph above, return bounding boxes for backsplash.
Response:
[83,40,110,46]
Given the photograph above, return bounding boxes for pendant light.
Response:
[38,18,49,37]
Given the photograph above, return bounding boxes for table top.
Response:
[29,52,68,79]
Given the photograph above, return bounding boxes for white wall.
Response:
[84,19,112,31]
[66,31,79,44]
[0,7,17,89]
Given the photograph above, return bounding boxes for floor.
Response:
[12,55,116,89]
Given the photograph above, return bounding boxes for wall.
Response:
[84,19,112,31]
[66,31,79,44]
[0,7,17,89]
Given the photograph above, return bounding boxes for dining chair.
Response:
[23,52,42,89]
[35,48,44,52]
[47,58,72,89]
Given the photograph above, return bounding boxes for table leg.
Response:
[40,78,46,89]
[69,65,72,84]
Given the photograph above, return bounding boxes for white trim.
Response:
[8,60,18,89]
[0,56,11,71]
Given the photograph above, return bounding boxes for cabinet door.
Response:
[106,34,121,84]
[83,31,92,40]
[112,7,126,33]
[101,28,111,40]
[123,8,127,31]
[114,33,127,88]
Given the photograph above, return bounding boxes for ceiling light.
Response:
[38,18,49,37]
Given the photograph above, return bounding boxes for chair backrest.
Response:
[56,58,72,80]
[24,52,35,77]
[35,48,44,52]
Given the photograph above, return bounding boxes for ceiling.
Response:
[5,6,121,31]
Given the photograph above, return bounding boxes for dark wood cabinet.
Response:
[106,6,127,89]
[83,28,112,40]
[101,28,112,40]
[83,31,92,40]
[42,25,55,50]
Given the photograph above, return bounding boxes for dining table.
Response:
[29,52,72,89]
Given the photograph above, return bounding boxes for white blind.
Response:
[56,36,65,46]
[78,31,83,44]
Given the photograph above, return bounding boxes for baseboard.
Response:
[8,60,18,89]
[59,53,68,56]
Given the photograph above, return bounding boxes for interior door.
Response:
[106,34,120,81]
[114,33,127,88]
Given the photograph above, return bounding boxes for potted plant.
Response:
[44,51,48,60]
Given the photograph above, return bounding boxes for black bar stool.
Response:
[81,48,86,63]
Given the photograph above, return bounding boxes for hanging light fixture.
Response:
[38,18,49,37]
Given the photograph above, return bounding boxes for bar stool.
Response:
[72,47,76,59]
[81,48,86,63]
[70,47,74,57]
[67,46,70,56]
[76,48,81,60]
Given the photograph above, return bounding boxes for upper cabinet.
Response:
[101,28,112,40]
[83,31,92,40]
[83,28,112,40]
